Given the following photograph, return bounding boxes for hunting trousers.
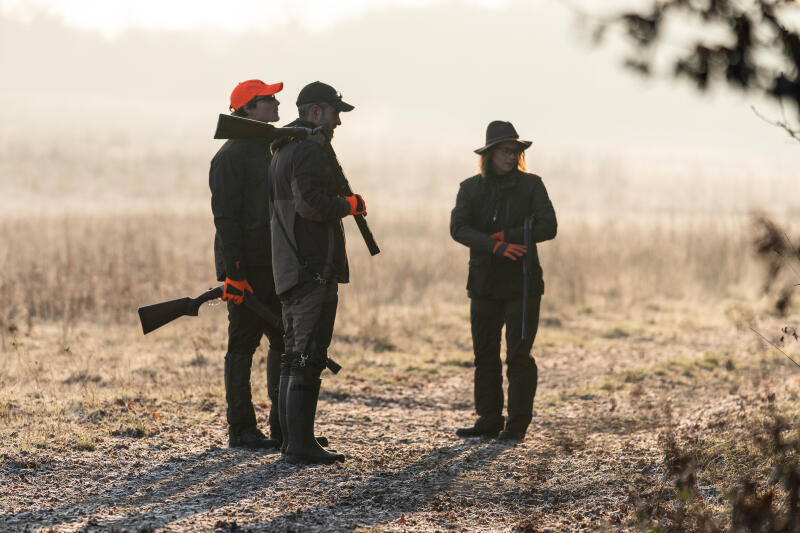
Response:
[225,266,285,434]
[470,294,541,435]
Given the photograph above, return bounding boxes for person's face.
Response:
[316,104,341,138]
[490,141,522,175]
[245,94,280,123]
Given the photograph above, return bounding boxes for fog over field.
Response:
[3,2,800,532]
[2,1,799,165]
[2,1,800,222]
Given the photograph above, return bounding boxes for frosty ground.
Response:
[1,300,796,532]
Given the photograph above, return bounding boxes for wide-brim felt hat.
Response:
[474,120,532,154]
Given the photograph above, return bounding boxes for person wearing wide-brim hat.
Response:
[450,120,557,441]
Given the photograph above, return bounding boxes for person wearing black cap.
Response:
[450,120,557,441]
[268,81,362,464]
[209,79,286,449]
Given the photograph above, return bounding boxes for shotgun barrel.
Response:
[322,143,380,256]
[521,215,534,341]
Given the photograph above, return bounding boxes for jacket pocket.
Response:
[467,254,491,294]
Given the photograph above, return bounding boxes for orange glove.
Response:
[490,230,505,240]
[222,278,253,305]
[345,194,366,216]
[492,241,527,261]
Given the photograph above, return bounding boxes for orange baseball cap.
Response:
[229,79,283,111]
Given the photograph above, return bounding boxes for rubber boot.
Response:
[283,373,344,465]
[278,363,291,453]
[457,360,504,438]
[279,355,328,452]
[224,351,258,434]
[502,356,538,441]
[266,348,282,443]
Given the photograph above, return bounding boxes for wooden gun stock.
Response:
[137,286,341,373]
[214,114,311,141]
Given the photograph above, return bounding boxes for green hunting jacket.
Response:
[268,118,351,296]
[450,169,557,299]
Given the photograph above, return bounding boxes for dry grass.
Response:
[2,139,800,531]
[0,211,770,339]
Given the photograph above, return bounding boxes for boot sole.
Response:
[284,453,345,465]
[228,442,281,450]
[455,431,501,438]
[278,437,328,453]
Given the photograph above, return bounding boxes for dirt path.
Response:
[1,307,794,532]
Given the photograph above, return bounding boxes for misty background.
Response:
[1,0,798,220]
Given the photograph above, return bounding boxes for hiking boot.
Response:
[497,429,525,441]
[283,374,344,465]
[228,426,279,449]
[456,417,504,438]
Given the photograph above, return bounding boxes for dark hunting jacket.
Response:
[209,138,272,282]
[268,118,351,296]
[450,169,557,299]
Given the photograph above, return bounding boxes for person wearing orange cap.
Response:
[209,79,285,449]
[450,120,557,442]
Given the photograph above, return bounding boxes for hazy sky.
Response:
[1,0,515,34]
[1,0,798,173]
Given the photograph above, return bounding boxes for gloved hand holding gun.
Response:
[490,230,527,260]
[136,286,342,374]
[222,277,253,305]
[345,194,366,216]
[492,240,527,261]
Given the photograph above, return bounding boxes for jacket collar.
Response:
[286,117,317,129]
[483,168,520,189]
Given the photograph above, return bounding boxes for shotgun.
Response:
[214,113,380,256]
[522,215,534,341]
[323,143,380,256]
[214,113,312,141]
[137,287,342,374]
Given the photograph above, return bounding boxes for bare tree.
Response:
[588,0,800,141]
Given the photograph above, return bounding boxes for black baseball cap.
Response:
[296,81,354,112]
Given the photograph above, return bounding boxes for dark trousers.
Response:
[280,281,338,378]
[470,294,541,434]
[225,266,285,434]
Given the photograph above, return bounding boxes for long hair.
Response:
[478,148,527,177]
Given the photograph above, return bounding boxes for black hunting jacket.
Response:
[268,118,351,296]
[450,169,557,300]
[209,138,273,282]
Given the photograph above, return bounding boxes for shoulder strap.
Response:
[268,166,330,286]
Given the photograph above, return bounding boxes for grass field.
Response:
[1,139,800,531]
